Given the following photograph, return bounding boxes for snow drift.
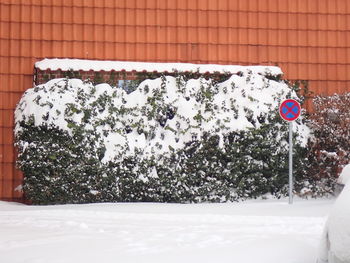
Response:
[317,163,350,263]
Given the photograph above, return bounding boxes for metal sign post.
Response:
[279,99,301,205]
[288,121,293,204]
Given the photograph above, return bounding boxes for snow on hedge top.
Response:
[15,72,308,163]
[35,58,283,76]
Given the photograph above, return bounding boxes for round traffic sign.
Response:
[279,99,301,121]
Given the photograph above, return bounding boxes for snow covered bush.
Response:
[15,70,310,204]
[307,93,350,195]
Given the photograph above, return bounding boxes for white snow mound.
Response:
[338,164,350,185]
[317,175,350,263]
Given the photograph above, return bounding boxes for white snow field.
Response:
[0,198,334,263]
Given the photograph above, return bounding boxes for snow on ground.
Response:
[0,198,334,263]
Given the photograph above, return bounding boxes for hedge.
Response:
[15,71,310,204]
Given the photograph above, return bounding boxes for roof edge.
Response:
[35,58,283,76]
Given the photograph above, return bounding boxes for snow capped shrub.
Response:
[15,71,310,204]
[307,93,350,195]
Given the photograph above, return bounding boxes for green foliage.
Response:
[63,69,82,80]
[17,123,114,204]
[136,70,232,84]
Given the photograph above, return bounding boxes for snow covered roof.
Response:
[35,58,283,76]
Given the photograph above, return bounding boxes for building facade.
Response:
[1,0,350,201]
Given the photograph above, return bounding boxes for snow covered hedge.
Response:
[15,70,310,204]
[307,93,350,194]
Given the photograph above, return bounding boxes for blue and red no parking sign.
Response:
[279,99,301,205]
[279,99,301,122]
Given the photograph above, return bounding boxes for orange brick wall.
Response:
[1,0,350,201]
